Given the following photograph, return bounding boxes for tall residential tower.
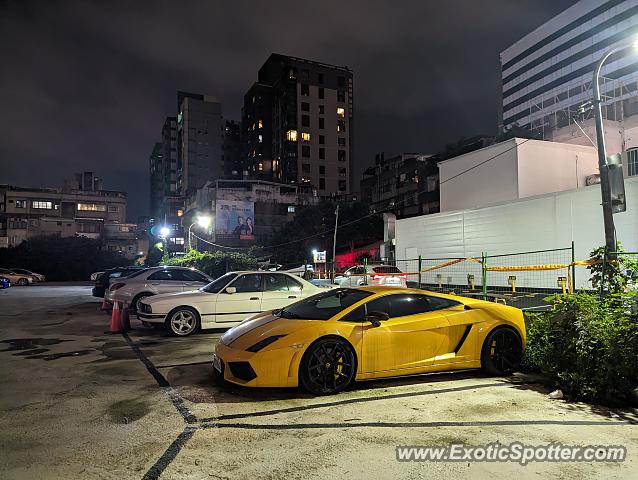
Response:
[242,54,354,195]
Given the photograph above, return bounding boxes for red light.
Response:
[373,274,384,280]
[399,274,407,279]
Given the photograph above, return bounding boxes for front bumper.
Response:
[137,312,165,324]
[213,342,301,388]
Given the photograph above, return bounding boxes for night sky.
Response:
[1,0,576,221]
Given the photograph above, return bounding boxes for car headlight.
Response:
[246,335,287,353]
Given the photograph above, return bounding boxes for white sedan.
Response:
[137,271,326,336]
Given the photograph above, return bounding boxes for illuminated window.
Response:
[258,162,263,171]
[337,120,346,132]
[337,107,345,118]
[32,201,52,209]
[628,148,638,176]
[177,209,184,217]
[301,132,311,142]
[301,176,311,183]
[77,203,106,212]
[252,123,256,130]
[174,237,185,245]
[15,200,27,208]
[288,205,295,213]
[272,159,278,171]
[258,134,263,143]
[258,119,263,129]
[286,130,298,141]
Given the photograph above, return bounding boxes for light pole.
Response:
[592,37,638,259]
[332,204,339,281]
[188,215,211,251]
[159,226,171,262]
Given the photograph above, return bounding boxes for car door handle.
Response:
[151,282,160,286]
[288,295,297,299]
[250,297,259,300]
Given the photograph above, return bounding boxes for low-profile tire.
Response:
[131,293,153,312]
[17,278,29,286]
[299,336,356,395]
[481,327,522,376]
[166,307,200,337]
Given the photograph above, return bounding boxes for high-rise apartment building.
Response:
[177,91,224,194]
[242,54,354,195]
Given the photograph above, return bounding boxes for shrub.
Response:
[522,292,638,405]
[166,249,259,279]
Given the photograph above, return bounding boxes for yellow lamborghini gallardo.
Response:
[213,286,526,395]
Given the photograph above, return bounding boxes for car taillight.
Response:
[110,282,125,291]
[399,274,407,279]
[373,274,384,280]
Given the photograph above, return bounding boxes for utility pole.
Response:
[332,204,339,281]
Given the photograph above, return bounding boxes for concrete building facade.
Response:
[360,153,439,218]
[177,91,224,194]
[0,172,145,258]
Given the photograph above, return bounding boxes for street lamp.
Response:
[188,215,211,251]
[592,37,638,259]
[159,226,171,238]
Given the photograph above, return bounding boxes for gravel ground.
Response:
[0,284,636,479]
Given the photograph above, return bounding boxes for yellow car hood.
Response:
[220,313,316,350]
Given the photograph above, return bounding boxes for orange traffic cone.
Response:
[109,301,122,334]
[120,302,130,332]
[100,296,110,311]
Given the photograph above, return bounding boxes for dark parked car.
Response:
[0,276,10,289]
[92,266,145,298]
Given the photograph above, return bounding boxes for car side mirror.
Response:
[365,311,390,327]
[225,286,237,294]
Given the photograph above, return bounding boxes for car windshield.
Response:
[278,288,372,320]
[201,273,238,293]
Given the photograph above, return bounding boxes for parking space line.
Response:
[122,332,197,424]
[155,360,212,369]
[197,382,509,423]
[142,426,197,480]
[201,419,634,430]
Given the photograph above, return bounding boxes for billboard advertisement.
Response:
[215,200,255,241]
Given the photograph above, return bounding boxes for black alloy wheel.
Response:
[17,278,28,286]
[300,337,356,395]
[481,328,522,376]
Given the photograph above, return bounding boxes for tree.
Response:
[260,201,383,263]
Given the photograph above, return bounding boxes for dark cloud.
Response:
[0,0,576,220]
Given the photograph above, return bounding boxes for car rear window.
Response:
[372,266,402,274]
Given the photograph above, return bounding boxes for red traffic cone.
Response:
[109,301,122,334]
[100,296,110,311]
[120,302,130,332]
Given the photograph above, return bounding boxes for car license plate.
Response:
[213,355,222,373]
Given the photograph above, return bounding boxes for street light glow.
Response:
[197,215,211,229]
[160,227,171,238]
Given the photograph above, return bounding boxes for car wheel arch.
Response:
[132,292,154,310]
[299,334,359,373]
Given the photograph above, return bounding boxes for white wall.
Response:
[396,177,638,289]
[517,141,598,197]
[438,139,519,212]
[439,138,600,213]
